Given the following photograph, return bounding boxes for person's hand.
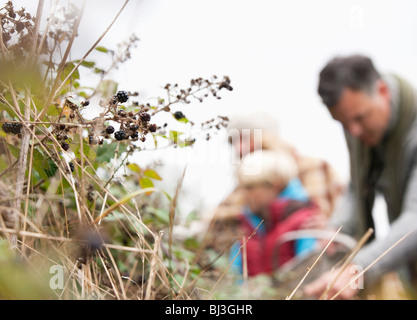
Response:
[303,263,363,300]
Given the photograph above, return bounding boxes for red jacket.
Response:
[240,199,318,276]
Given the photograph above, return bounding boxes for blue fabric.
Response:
[279,178,309,202]
[229,241,243,274]
[295,237,317,256]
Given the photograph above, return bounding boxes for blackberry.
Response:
[130,132,139,139]
[114,130,127,141]
[69,162,75,172]
[105,126,115,134]
[140,112,151,122]
[61,142,70,151]
[2,122,22,134]
[116,91,129,103]
[149,124,157,133]
[2,122,12,133]
[174,111,185,120]
[11,123,21,134]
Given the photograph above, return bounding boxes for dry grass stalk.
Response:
[329,230,414,300]
[242,235,249,299]
[206,219,264,299]
[286,226,342,300]
[319,228,374,300]
[145,231,162,300]
[168,167,186,268]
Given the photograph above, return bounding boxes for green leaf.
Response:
[146,207,169,224]
[96,142,127,163]
[95,46,109,53]
[0,101,17,118]
[127,163,142,173]
[43,158,58,178]
[46,104,60,117]
[94,67,104,74]
[78,60,96,69]
[6,143,20,159]
[69,137,96,162]
[139,177,154,189]
[169,131,183,144]
[143,169,162,180]
[173,114,189,123]
[61,62,80,82]
[0,156,8,171]
[184,237,200,250]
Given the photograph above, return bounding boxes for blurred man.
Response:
[304,54,417,299]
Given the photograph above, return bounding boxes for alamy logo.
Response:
[349,264,364,290]
[49,265,64,290]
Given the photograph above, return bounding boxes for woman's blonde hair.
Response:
[238,150,298,189]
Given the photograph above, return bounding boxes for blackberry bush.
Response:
[0,1,234,301]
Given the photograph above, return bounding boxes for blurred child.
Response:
[230,150,319,276]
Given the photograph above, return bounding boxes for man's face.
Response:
[329,80,391,147]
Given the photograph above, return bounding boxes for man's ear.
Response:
[377,79,390,98]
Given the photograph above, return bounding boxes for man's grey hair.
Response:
[318,54,381,108]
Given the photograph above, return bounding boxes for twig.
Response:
[286,226,342,300]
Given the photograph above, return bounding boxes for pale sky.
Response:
[13,0,417,219]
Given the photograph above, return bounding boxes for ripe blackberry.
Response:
[2,122,12,133]
[149,124,157,133]
[140,112,151,122]
[61,142,70,151]
[130,132,139,139]
[116,91,129,103]
[10,123,21,134]
[114,130,127,141]
[105,126,115,134]
[69,162,75,172]
[2,122,22,134]
[174,111,185,120]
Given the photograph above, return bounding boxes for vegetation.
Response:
[0,0,240,299]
